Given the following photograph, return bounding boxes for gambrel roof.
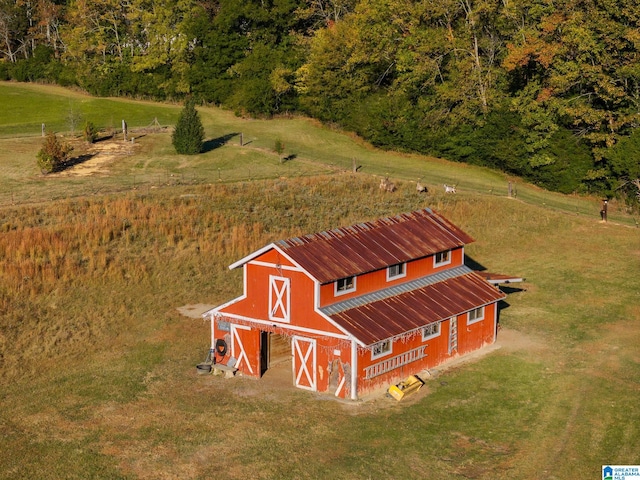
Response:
[273,208,474,284]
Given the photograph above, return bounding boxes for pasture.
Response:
[1,81,634,225]
[0,82,639,479]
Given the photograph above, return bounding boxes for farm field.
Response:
[0,82,639,479]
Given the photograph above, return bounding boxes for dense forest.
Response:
[1,0,639,202]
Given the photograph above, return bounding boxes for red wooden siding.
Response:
[219,260,342,336]
[253,248,297,268]
[318,247,465,307]
[355,303,499,395]
[212,319,354,398]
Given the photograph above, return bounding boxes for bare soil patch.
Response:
[54,138,140,177]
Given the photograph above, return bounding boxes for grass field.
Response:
[1,82,639,479]
[0,82,179,137]
[2,81,637,226]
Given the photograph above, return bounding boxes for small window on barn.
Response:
[386,262,406,281]
[467,306,485,325]
[335,276,356,296]
[434,250,451,267]
[371,339,392,360]
[422,321,441,341]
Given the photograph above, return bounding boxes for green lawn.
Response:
[0,82,178,136]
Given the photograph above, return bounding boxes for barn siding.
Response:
[254,248,297,267]
[354,304,498,396]
[221,253,344,336]
[318,247,465,307]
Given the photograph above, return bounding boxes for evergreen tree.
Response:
[172,97,205,154]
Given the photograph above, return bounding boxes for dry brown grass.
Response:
[0,175,432,381]
[1,174,639,480]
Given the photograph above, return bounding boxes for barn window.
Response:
[386,262,406,281]
[371,339,392,359]
[269,275,290,323]
[335,276,356,295]
[467,306,485,325]
[434,250,451,267]
[422,321,441,341]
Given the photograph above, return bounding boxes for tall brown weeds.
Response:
[0,174,472,380]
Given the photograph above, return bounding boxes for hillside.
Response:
[1,83,639,479]
[2,1,640,201]
[1,81,635,226]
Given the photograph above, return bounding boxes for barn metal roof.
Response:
[274,208,475,284]
[321,269,506,346]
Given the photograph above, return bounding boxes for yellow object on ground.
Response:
[388,375,424,401]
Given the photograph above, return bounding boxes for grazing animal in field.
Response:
[444,184,457,194]
[380,177,396,192]
[416,182,428,193]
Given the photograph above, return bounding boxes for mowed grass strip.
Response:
[0,81,179,137]
[0,175,639,479]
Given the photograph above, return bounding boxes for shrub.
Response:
[0,61,10,81]
[37,132,73,174]
[83,121,98,143]
[172,97,204,155]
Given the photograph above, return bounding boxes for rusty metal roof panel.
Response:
[275,209,474,284]
[324,272,506,346]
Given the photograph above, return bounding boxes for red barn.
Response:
[203,208,507,400]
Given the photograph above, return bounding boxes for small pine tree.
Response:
[274,138,285,162]
[37,132,73,174]
[83,121,98,143]
[172,97,204,155]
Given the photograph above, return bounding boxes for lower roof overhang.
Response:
[474,271,525,285]
[321,270,506,346]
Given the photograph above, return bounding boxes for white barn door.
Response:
[292,336,316,391]
[231,324,254,374]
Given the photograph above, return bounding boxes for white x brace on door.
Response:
[269,275,290,323]
[231,324,254,374]
[292,336,316,391]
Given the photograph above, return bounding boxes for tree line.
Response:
[1,0,639,204]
